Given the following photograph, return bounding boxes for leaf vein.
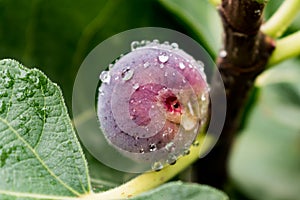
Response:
[0,117,81,197]
[0,189,78,200]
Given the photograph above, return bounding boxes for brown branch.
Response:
[193,0,275,189]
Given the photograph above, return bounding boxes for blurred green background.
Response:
[1,0,300,199]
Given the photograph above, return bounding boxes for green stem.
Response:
[268,30,300,66]
[261,0,300,38]
[76,134,212,200]
[209,0,221,7]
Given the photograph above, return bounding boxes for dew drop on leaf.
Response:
[0,91,8,98]
[0,100,6,114]
[18,69,28,79]
[3,77,14,88]
[16,92,26,101]
[19,114,27,121]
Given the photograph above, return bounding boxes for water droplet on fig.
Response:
[139,148,145,154]
[132,83,139,90]
[167,155,177,165]
[160,64,164,68]
[143,62,150,68]
[153,39,159,44]
[179,62,186,69]
[98,88,104,96]
[109,64,114,70]
[121,67,134,81]
[201,93,206,101]
[163,41,170,46]
[152,161,163,171]
[181,114,197,131]
[99,71,111,84]
[131,41,140,51]
[165,142,175,152]
[140,40,147,46]
[149,143,157,152]
[171,42,179,49]
[167,127,173,133]
[197,60,205,67]
[158,53,169,63]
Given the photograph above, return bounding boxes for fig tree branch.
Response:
[194,0,275,188]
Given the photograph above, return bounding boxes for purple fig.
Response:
[97,41,210,168]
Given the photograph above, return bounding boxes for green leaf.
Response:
[0,59,90,199]
[230,59,300,200]
[85,150,136,192]
[0,0,189,108]
[256,59,300,129]
[159,0,222,58]
[130,182,229,200]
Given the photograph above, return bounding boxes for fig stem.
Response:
[77,134,212,200]
[267,30,300,66]
[194,0,275,189]
[261,0,300,38]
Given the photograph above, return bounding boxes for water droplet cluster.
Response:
[97,40,210,170]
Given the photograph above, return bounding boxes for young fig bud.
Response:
[97,40,210,170]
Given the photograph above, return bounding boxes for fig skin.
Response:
[97,41,209,163]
